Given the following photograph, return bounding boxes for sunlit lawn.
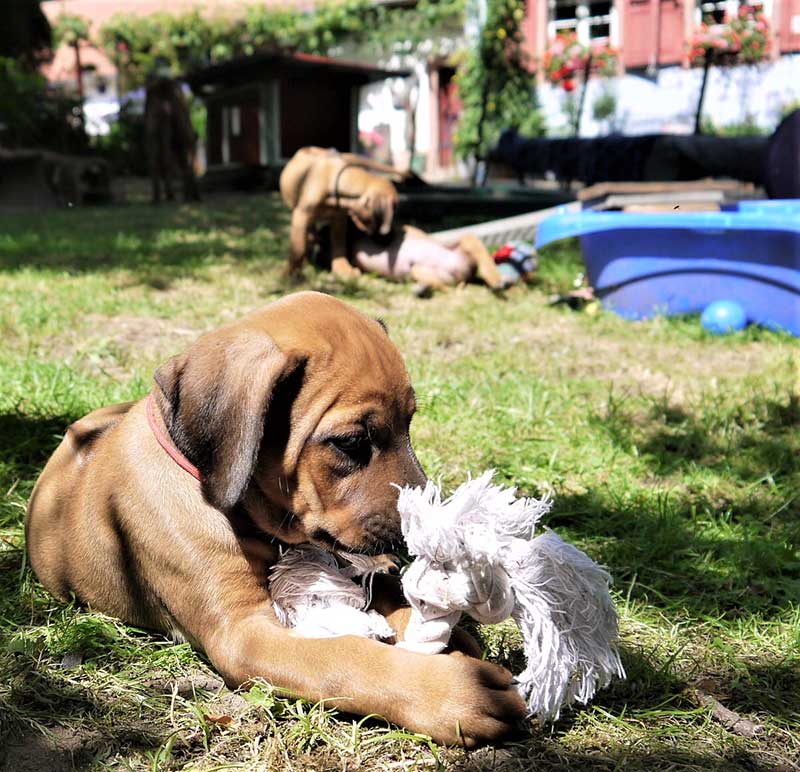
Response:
[1,193,798,771]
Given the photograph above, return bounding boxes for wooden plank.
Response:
[623,202,721,212]
[578,179,753,202]
[429,201,581,247]
[592,190,728,210]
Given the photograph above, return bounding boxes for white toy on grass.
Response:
[269,471,625,721]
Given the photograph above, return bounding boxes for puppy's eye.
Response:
[329,433,372,465]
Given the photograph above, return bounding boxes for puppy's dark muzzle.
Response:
[359,512,404,555]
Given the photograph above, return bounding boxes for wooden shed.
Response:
[186,51,410,175]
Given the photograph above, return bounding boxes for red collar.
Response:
[146,394,202,481]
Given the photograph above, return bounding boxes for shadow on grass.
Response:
[0,192,400,307]
[466,746,784,771]
[2,611,793,772]
[603,646,800,725]
[0,411,80,530]
[549,485,800,620]
[568,388,800,619]
[467,645,799,770]
[638,396,799,484]
[0,194,290,277]
[590,392,800,488]
[728,658,800,719]
[0,406,76,476]
[0,411,75,465]
[0,662,171,772]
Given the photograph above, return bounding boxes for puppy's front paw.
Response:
[336,265,362,280]
[282,264,305,282]
[408,655,528,747]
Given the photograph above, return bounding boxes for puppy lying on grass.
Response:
[281,147,508,294]
[26,292,526,747]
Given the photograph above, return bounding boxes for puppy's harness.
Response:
[331,161,359,208]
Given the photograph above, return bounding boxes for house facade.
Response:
[362,1,800,176]
[520,0,800,137]
[40,0,800,173]
[186,51,409,175]
[521,0,800,69]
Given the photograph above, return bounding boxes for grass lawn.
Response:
[0,193,798,771]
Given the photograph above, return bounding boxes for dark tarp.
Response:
[490,130,770,189]
[765,109,800,199]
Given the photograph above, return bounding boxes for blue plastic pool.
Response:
[536,200,800,335]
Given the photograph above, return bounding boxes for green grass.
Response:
[1,193,798,771]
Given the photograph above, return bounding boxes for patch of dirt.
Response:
[46,314,202,377]
[419,298,789,405]
[514,312,767,384]
[1,726,103,772]
[142,672,225,697]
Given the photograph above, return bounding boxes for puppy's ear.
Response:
[350,194,372,234]
[154,330,305,511]
[378,194,395,236]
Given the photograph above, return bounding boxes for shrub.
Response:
[453,0,544,163]
[99,0,466,91]
[94,101,148,175]
[592,89,617,123]
[0,56,88,153]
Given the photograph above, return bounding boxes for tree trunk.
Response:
[74,41,85,118]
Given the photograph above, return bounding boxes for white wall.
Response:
[539,53,800,137]
[357,61,433,169]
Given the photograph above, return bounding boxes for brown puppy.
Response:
[26,292,526,747]
[280,147,402,279]
[145,74,201,205]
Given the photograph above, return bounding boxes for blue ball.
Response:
[701,300,747,335]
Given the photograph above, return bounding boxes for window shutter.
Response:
[622,0,685,69]
[780,0,800,54]
[658,0,685,65]
[622,0,654,69]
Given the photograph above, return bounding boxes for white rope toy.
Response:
[269,546,394,641]
[269,471,625,721]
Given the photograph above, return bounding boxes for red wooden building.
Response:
[186,51,409,173]
[521,1,800,71]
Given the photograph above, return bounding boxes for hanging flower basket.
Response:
[542,33,618,92]
[688,4,771,67]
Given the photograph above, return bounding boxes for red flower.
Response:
[562,78,576,92]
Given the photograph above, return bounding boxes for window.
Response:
[586,1,612,39]
[552,0,579,34]
[697,1,733,24]
[548,0,614,45]
[695,1,768,25]
[230,106,241,137]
